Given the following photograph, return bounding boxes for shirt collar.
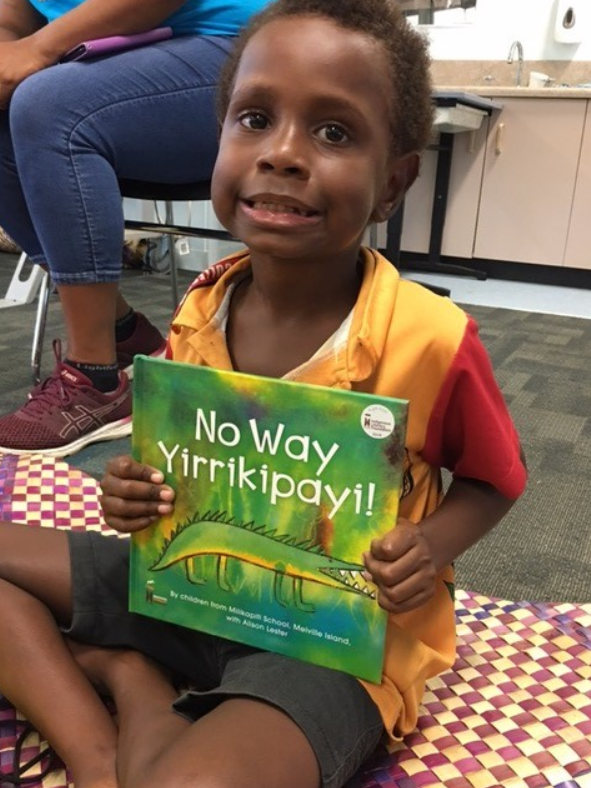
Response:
[170,248,401,386]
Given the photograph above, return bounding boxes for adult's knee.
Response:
[9,68,75,151]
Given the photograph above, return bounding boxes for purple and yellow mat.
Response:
[1,453,590,788]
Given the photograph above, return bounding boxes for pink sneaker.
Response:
[0,341,132,458]
[116,312,166,378]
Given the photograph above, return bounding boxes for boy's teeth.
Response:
[254,201,311,216]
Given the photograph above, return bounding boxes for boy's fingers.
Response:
[377,581,435,614]
[99,494,171,518]
[99,475,174,503]
[364,545,425,588]
[369,521,419,561]
[104,455,165,484]
[102,512,160,534]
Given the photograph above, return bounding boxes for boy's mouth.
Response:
[244,199,318,218]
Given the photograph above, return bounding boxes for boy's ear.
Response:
[370,152,420,224]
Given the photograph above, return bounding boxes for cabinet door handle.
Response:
[495,123,505,155]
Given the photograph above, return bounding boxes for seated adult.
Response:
[0,0,270,457]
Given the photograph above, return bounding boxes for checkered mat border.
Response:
[1,454,590,788]
[0,453,113,534]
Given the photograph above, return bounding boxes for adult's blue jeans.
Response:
[0,35,233,285]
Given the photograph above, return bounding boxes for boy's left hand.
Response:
[363,519,437,614]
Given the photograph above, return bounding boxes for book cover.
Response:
[129,357,408,682]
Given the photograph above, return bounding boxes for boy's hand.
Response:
[363,519,437,614]
[99,455,175,533]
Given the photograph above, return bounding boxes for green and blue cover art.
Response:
[129,357,408,682]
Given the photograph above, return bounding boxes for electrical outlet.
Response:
[176,238,190,255]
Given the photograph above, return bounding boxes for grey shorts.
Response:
[65,532,384,788]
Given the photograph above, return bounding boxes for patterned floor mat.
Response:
[1,454,590,788]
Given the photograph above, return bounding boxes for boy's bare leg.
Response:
[73,646,321,788]
[0,523,118,788]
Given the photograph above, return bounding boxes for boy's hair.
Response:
[216,0,433,157]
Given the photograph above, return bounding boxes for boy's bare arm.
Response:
[364,474,523,615]
[418,476,517,572]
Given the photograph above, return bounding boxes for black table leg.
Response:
[392,131,487,281]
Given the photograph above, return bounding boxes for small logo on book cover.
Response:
[361,405,395,439]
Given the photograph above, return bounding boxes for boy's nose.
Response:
[256,124,309,177]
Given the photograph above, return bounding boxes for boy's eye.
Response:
[317,124,349,144]
[238,111,269,130]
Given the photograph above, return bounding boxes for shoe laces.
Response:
[23,339,80,417]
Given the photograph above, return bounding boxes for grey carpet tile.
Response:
[518,408,587,442]
[525,381,591,416]
[456,477,591,604]
[539,446,591,476]
[494,370,531,397]
[576,435,591,458]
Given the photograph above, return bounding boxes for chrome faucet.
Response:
[507,40,524,87]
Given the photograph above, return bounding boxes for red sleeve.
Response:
[422,316,527,499]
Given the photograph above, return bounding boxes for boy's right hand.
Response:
[99,455,175,533]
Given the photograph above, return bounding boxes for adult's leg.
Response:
[0,116,145,350]
[0,114,45,259]
[4,34,232,364]
[0,523,118,788]
[0,36,233,453]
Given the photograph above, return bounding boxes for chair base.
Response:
[0,253,46,310]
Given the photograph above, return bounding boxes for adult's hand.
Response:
[0,37,54,108]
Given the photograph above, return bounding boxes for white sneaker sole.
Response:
[0,416,133,459]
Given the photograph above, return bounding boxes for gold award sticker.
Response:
[361,405,395,439]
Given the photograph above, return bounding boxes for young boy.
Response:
[0,2,527,787]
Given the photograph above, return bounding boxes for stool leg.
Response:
[31,267,51,384]
[164,201,180,308]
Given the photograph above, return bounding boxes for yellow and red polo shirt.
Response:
[167,248,527,742]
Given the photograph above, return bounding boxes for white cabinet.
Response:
[400,119,490,259]
[473,98,586,267]
[564,101,591,270]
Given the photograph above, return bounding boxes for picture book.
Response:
[129,356,409,682]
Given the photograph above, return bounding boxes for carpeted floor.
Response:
[453,304,591,605]
[1,252,590,605]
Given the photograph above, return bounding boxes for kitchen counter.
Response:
[436,85,591,99]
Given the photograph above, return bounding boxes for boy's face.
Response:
[212,16,416,264]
